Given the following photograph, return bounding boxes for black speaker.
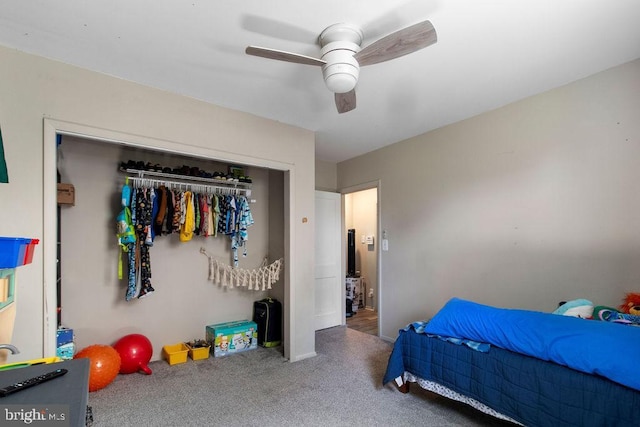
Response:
[253,298,282,348]
[347,228,356,277]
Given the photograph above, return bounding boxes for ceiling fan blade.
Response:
[335,90,356,114]
[354,20,437,67]
[245,46,326,67]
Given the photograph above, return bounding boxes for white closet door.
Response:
[314,191,342,330]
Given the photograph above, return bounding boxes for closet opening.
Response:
[43,120,291,361]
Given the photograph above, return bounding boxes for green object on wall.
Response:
[0,126,8,183]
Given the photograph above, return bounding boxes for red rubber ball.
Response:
[113,334,153,375]
[74,345,121,392]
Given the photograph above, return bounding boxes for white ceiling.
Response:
[1,1,639,163]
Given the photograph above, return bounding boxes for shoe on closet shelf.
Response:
[144,162,162,172]
[175,165,190,176]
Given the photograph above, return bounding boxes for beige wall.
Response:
[0,45,316,362]
[315,160,337,192]
[339,59,640,341]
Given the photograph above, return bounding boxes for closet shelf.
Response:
[119,168,252,196]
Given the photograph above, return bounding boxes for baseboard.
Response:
[289,351,317,362]
[380,335,395,343]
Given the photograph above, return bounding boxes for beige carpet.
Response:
[87,326,513,426]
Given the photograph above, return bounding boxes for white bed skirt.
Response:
[402,372,524,425]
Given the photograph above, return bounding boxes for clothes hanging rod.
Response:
[121,169,252,197]
[127,177,251,196]
[120,168,251,189]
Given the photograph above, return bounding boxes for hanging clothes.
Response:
[164,188,175,235]
[153,185,168,237]
[230,195,254,267]
[118,172,255,300]
[124,187,138,301]
[180,191,195,242]
[171,191,184,233]
[210,194,219,237]
[217,195,231,235]
[193,193,201,236]
[237,195,254,245]
[135,188,154,298]
[200,194,210,237]
[147,188,157,245]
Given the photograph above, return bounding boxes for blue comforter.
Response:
[424,298,640,391]
[383,325,640,427]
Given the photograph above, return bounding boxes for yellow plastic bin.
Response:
[0,357,61,371]
[162,343,189,365]
[186,342,210,361]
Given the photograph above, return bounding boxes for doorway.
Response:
[54,136,285,360]
[42,119,297,361]
[343,186,379,336]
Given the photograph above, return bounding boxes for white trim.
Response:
[42,118,295,360]
[289,351,317,362]
[376,182,382,338]
[42,120,58,357]
[340,180,379,195]
[284,170,293,361]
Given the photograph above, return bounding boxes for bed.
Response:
[383,298,640,427]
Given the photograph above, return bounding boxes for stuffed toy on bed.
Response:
[619,292,640,315]
[590,294,640,326]
[552,299,594,319]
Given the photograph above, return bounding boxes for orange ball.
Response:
[74,345,121,392]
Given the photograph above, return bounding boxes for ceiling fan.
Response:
[245,20,437,114]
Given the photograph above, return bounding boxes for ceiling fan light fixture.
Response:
[323,62,359,93]
[320,40,361,93]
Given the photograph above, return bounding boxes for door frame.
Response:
[341,180,381,334]
[43,118,297,359]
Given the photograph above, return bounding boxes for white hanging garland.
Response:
[200,247,283,291]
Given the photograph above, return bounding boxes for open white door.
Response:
[314,191,342,330]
